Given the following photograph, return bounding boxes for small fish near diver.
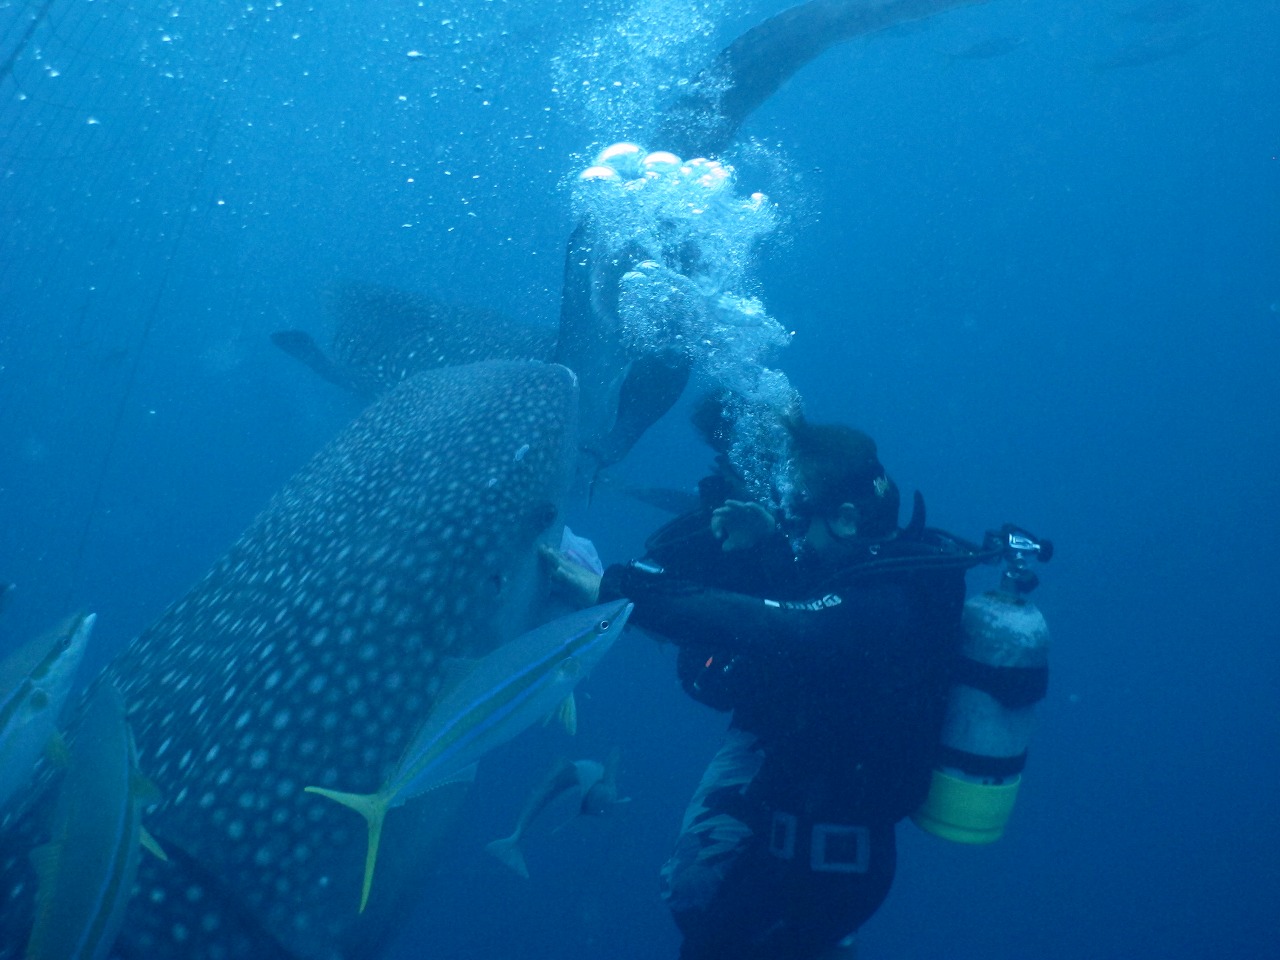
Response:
[486,748,628,879]
[306,599,632,912]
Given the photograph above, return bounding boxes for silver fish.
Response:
[580,747,626,816]
[0,612,94,817]
[1,360,578,960]
[486,748,626,879]
[24,681,155,960]
[307,599,631,910]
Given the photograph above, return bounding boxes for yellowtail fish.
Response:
[306,599,632,912]
[0,612,94,814]
[25,681,157,960]
[485,747,626,879]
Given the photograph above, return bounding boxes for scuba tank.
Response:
[913,525,1052,844]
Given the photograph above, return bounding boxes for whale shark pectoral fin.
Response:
[304,786,389,913]
[270,330,361,393]
[591,348,692,470]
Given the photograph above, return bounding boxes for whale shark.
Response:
[1,360,578,959]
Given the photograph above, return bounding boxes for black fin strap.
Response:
[953,656,1048,709]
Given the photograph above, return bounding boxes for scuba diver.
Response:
[543,410,1051,960]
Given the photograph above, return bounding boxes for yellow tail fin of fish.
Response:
[304,786,387,913]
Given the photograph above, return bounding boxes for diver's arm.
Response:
[598,561,905,655]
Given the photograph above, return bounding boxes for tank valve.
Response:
[984,524,1052,595]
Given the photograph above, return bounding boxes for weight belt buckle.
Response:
[809,823,871,874]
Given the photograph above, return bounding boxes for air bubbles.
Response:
[573,140,794,504]
[641,150,681,173]
[587,142,645,179]
[597,143,636,159]
[579,165,619,182]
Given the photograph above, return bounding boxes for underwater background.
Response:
[1,1,1276,958]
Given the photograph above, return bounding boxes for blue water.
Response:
[2,1,1277,958]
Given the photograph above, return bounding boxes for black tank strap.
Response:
[936,745,1029,779]
[952,656,1049,709]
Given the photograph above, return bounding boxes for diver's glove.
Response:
[710,499,777,552]
[539,544,602,608]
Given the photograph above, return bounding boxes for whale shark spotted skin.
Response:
[0,360,578,960]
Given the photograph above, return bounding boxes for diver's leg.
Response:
[746,822,897,960]
[675,817,897,960]
[661,726,768,957]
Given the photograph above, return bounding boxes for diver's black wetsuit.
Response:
[599,509,968,960]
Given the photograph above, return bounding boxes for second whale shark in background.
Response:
[271,282,555,398]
